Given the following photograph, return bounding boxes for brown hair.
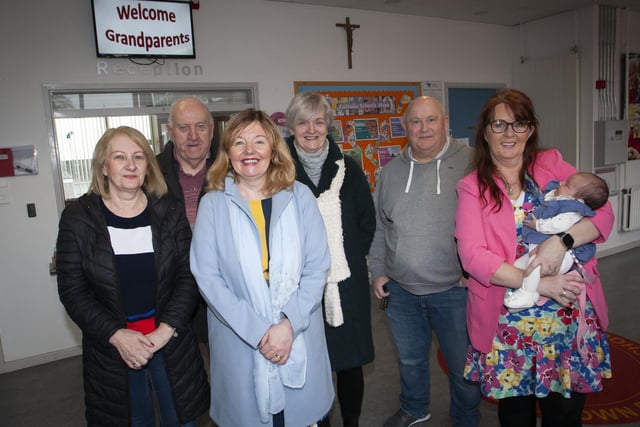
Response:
[89,126,167,198]
[205,108,295,196]
[470,88,541,211]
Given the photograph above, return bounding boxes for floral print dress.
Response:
[463,175,612,399]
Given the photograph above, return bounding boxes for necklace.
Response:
[499,175,519,196]
[505,181,514,196]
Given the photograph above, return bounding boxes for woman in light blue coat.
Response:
[190,108,334,427]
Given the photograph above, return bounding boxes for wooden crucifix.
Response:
[336,17,360,69]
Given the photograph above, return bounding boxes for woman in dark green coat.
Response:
[285,92,376,427]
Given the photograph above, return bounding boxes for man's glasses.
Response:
[488,120,530,134]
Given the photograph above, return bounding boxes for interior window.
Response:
[44,84,257,205]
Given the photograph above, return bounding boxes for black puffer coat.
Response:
[56,192,209,426]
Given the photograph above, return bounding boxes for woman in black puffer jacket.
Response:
[56,126,209,426]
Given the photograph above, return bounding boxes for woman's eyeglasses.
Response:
[488,120,530,134]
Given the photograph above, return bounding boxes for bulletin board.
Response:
[294,81,421,191]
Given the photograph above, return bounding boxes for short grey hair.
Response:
[285,92,334,130]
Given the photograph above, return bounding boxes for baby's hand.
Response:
[523,213,537,229]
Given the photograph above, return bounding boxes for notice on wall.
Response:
[421,80,444,106]
[0,145,38,177]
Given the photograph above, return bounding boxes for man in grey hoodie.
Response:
[369,96,480,427]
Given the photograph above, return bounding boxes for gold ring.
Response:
[274,355,281,361]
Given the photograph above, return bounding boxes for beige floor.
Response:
[1,246,638,427]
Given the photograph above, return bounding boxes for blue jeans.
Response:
[385,281,481,427]
[128,351,197,427]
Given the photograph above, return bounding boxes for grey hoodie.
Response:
[368,138,471,295]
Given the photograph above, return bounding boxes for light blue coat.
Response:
[190,178,334,427]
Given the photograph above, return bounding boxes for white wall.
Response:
[590,8,640,255]
[0,0,515,370]
[512,10,582,166]
[511,6,640,256]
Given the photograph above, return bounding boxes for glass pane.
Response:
[107,116,153,141]
[147,89,253,107]
[55,117,106,200]
[83,93,135,109]
[52,94,80,110]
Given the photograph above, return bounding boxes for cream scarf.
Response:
[316,159,351,327]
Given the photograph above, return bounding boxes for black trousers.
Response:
[336,366,364,427]
[498,392,586,427]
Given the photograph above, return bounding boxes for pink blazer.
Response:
[455,149,614,354]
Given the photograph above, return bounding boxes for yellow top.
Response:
[249,199,269,281]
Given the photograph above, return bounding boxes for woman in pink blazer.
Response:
[455,89,614,427]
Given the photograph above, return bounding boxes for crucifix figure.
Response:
[336,17,360,69]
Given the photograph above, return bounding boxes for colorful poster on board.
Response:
[294,82,421,191]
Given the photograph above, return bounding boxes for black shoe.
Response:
[383,409,431,427]
[342,414,359,427]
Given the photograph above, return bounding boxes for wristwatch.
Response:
[557,232,574,250]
